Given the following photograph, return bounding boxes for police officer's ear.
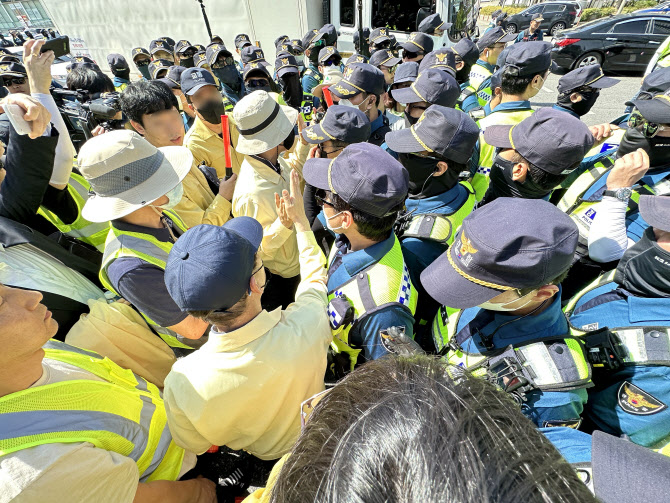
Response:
[434,161,449,176]
[533,284,560,302]
[455,60,464,71]
[570,91,583,103]
[510,158,529,182]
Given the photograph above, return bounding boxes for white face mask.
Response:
[325,210,346,233]
[477,290,536,312]
[337,98,358,109]
[531,74,545,92]
[159,182,183,211]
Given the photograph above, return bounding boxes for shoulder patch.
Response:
[618,381,667,416]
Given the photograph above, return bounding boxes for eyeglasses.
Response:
[315,189,335,208]
[628,112,670,138]
[135,59,150,67]
[382,64,397,73]
[317,145,343,158]
[403,50,419,60]
[212,56,235,69]
[321,58,341,67]
[3,77,25,86]
[251,263,271,291]
[180,50,197,58]
[246,78,269,88]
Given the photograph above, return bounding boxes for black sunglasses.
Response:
[135,59,150,67]
[4,77,25,86]
[247,78,269,88]
[403,50,419,59]
[315,189,335,208]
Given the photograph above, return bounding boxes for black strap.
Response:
[236,101,280,135]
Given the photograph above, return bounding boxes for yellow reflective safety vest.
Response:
[400,181,476,247]
[99,211,193,351]
[468,62,494,107]
[431,306,592,391]
[0,339,185,482]
[472,108,535,201]
[115,82,129,93]
[37,173,110,252]
[326,235,418,371]
[300,91,314,122]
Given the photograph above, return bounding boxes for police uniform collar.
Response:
[491,100,532,112]
[405,182,468,208]
[475,59,495,72]
[369,111,387,133]
[335,232,396,277]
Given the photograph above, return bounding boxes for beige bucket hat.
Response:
[78,130,193,222]
[313,67,344,99]
[233,90,298,156]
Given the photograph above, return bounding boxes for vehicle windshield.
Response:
[372,0,424,31]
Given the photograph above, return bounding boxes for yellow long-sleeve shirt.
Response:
[184,115,245,179]
[172,163,232,229]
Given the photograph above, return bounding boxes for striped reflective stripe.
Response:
[102,233,171,268]
[518,343,563,387]
[141,420,174,482]
[618,328,647,363]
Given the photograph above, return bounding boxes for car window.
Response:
[340,0,354,26]
[525,5,542,14]
[543,5,565,13]
[652,18,670,35]
[372,0,424,30]
[610,19,649,34]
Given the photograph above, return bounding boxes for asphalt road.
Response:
[529,69,643,126]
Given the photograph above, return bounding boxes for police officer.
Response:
[330,63,390,147]
[368,27,393,53]
[469,41,555,200]
[554,65,619,120]
[276,53,312,120]
[302,143,416,374]
[515,13,545,43]
[234,33,253,72]
[387,61,418,128]
[131,47,152,80]
[317,46,343,76]
[565,194,670,452]
[240,45,270,69]
[451,38,479,86]
[243,62,280,97]
[345,53,369,66]
[480,107,594,205]
[558,91,670,273]
[421,197,592,429]
[149,38,174,62]
[370,48,401,86]
[149,59,172,80]
[399,32,433,64]
[206,42,244,105]
[390,68,460,130]
[301,29,326,95]
[418,13,453,37]
[319,23,339,48]
[462,27,515,113]
[386,106,479,342]
[174,39,197,68]
[107,53,130,92]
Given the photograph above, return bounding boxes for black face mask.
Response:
[482,155,551,205]
[245,83,272,95]
[136,64,151,80]
[213,66,242,93]
[196,99,227,124]
[280,74,303,109]
[455,65,470,85]
[180,57,195,68]
[283,128,296,150]
[557,91,599,117]
[614,227,670,298]
[617,126,670,168]
[398,153,460,198]
[405,111,419,126]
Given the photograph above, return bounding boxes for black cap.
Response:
[421,198,578,309]
[318,46,342,64]
[503,41,555,77]
[419,48,456,77]
[243,62,272,81]
[148,59,172,79]
[159,36,176,49]
[392,69,460,108]
[175,40,196,55]
[640,195,670,232]
[235,34,252,50]
[165,218,263,312]
[0,62,25,77]
[452,38,479,66]
[206,42,232,66]
[274,35,289,47]
[369,27,392,45]
[193,44,206,52]
[393,61,419,84]
[180,67,217,95]
[275,54,299,78]
[158,65,187,89]
[627,90,670,123]
[276,42,293,55]
[369,49,401,68]
[241,45,269,67]
[194,51,208,68]
[302,29,324,50]
[302,105,371,144]
[418,13,452,34]
[386,106,479,163]
[476,26,515,51]
[346,53,369,66]
[353,28,371,47]
[399,32,434,54]
[641,67,670,96]
[484,107,595,175]
[319,23,339,46]
[330,63,385,98]
[557,64,620,93]
[290,38,304,54]
[149,39,173,56]
[107,53,128,72]
[303,143,409,217]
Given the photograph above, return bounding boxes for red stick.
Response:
[322,86,334,108]
[221,114,233,179]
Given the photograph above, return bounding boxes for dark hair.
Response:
[518,268,572,296]
[269,355,596,503]
[509,150,571,192]
[66,67,114,96]
[119,79,179,125]
[331,192,399,242]
[501,67,545,95]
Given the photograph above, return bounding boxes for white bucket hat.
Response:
[233,90,298,156]
[78,130,193,222]
[313,67,344,99]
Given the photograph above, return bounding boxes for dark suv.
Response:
[505,2,581,36]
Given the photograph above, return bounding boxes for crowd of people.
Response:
[1,10,670,503]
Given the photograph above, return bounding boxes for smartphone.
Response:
[40,35,70,58]
[4,103,32,135]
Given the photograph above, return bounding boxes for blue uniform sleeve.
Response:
[382,142,399,159]
[302,74,319,94]
[461,92,480,113]
[352,305,415,361]
[541,427,592,464]
[468,138,481,176]
[523,388,588,430]
[515,32,523,43]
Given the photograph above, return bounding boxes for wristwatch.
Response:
[603,187,632,202]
